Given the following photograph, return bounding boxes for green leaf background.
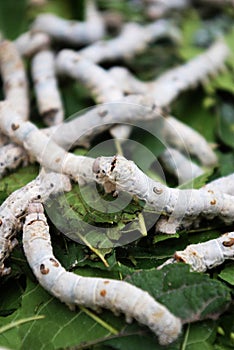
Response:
[0,1,234,349]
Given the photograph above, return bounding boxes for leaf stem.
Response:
[79,306,119,335]
[181,323,190,350]
[0,315,45,334]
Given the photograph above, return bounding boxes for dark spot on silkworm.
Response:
[174,253,185,262]
[50,183,54,187]
[210,199,216,205]
[161,106,170,118]
[11,123,20,131]
[37,195,41,199]
[222,238,234,247]
[55,158,61,163]
[153,187,163,195]
[100,289,107,297]
[49,258,59,267]
[98,109,108,117]
[102,170,105,174]
[110,156,117,172]
[208,189,214,194]
[0,163,3,166]
[40,264,49,275]
[0,219,2,226]
[151,103,156,111]
[104,280,110,284]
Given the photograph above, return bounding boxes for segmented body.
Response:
[23,202,182,345]
[158,232,234,272]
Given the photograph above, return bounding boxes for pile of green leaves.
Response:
[0,1,234,349]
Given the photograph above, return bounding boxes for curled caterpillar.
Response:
[0,171,71,276]
[14,32,51,57]
[32,49,64,125]
[158,232,234,272]
[31,0,105,45]
[23,202,182,346]
[79,19,180,64]
[0,40,29,120]
[93,155,234,234]
[109,39,229,107]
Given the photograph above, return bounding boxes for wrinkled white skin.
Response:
[158,232,234,272]
[0,143,28,178]
[14,32,51,57]
[93,155,234,234]
[23,202,182,346]
[0,40,29,120]
[32,49,64,125]
[56,50,123,103]
[31,0,105,45]
[79,19,180,64]
[0,102,95,184]
[109,39,229,107]
[159,148,204,183]
[144,0,190,19]
[0,171,71,276]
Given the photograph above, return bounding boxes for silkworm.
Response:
[32,49,64,125]
[0,143,28,178]
[109,39,229,107]
[0,101,95,184]
[14,31,51,57]
[159,148,204,183]
[143,0,190,19]
[0,171,71,276]
[56,50,123,103]
[31,0,105,45]
[158,232,234,272]
[23,202,182,345]
[79,19,180,64]
[0,40,29,120]
[93,155,234,234]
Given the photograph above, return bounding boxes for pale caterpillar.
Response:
[14,32,51,57]
[56,50,124,103]
[158,232,234,272]
[109,39,229,107]
[22,202,182,346]
[32,49,64,126]
[0,101,95,184]
[93,155,234,234]
[31,0,105,46]
[0,40,29,120]
[0,171,71,276]
[159,148,204,183]
[0,143,28,178]
[79,19,180,64]
[143,0,190,19]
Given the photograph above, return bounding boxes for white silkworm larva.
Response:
[79,20,180,64]
[0,171,71,276]
[0,101,95,184]
[158,232,234,272]
[204,173,234,196]
[159,148,204,183]
[0,143,28,178]
[0,40,29,120]
[109,39,229,107]
[93,155,234,234]
[56,50,123,103]
[32,49,64,125]
[14,31,51,57]
[31,0,105,45]
[143,0,190,19]
[23,202,182,345]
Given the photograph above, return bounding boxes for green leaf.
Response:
[0,0,28,39]
[181,321,216,350]
[178,167,214,190]
[126,264,231,323]
[218,264,234,286]
[0,165,38,204]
